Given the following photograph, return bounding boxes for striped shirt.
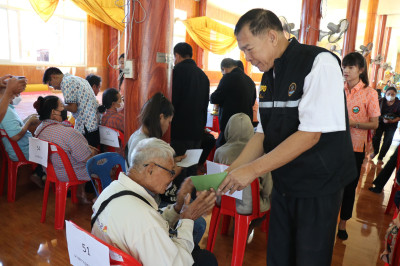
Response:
[35,119,91,182]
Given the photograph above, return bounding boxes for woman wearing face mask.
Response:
[0,92,45,188]
[370,87,400,164]
[34,95,98,203]
[337,52,380,240]
[98,88,124,134]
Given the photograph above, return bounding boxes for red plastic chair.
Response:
[67,220,142,265]
[385,146,400,214]
[100,125,125,153]
[0,129,36,202]
[206,178,270,266]
[205,116,220,162]
[41,141,87,230]
[0,141,8,195]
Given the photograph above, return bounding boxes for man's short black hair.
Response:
[221,58,237,69]
[86,74,102,87]
[43,67,62,84]
[234,9,283,36]
[119,53,125,60]
[173,42,193,58]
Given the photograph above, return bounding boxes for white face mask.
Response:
[12,95,22,105]
[116,101,124,112]
[386,95,395,102]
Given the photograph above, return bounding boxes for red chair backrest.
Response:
[67,220,142,265]
[45,141,80,183]
[220,178,261,216]
[0,129,27,161]
[101,125,125,147]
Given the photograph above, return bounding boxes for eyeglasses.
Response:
[143,162,175,177]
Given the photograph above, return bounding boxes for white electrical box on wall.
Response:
[124,60,134,78]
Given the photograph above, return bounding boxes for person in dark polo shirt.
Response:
[218,9,356,266]
[210,58,256,148]
[171,42,210,175]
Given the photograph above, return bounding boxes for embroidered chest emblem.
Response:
[288,83,296,97]
[352,106,360,114]
[259,85,267,99]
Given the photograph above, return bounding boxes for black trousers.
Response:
[373,145,399,190]
[267,188,343,266]
[83,126,100,148]
[340,151,365,220]
[372,125,397,160]
[192,245,218,266]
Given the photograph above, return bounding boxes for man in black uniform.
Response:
[218,9,356,266]
[171,42,210,160]
[210,58,256,148]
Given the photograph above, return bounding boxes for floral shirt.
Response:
[61,73,100,134]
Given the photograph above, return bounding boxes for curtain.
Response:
[29,0,59,22]
[182,16,237,55]
[70,0,125,31]
[28,0,125,31]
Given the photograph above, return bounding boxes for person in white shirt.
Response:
[91,138,218,266]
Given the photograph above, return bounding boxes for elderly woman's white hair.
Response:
[129,138,175,170]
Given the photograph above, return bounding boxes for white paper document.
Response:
[206,160,243,200]
[176,149,203,168]
[206,112,214,128]
[28,137,48,167]
[66,220,110,266]
[99,125,120,148]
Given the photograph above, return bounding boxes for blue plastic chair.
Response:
[86,152,126,196]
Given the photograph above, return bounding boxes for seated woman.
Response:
[33,95,98,203]
[98,88,124,133]
[0,90,44,187]
[126,92,206,245]
[214,113,272,215]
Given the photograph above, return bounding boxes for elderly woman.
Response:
[33,95,98,203]
[92,138,217,266]
[98,88,124,133]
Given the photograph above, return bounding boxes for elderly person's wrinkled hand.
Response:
[174,154,187,163]
[180,189,216,220]
[174,178,194,213]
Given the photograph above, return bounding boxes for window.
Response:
[206,20,240,71]
[0,0,86,66]
[173,9,187,49]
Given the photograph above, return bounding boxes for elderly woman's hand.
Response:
[180,189,216,220]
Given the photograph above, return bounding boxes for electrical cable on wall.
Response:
[106,0,147,71]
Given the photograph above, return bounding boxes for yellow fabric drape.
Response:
[29,0,59,22]
[70,0,125,31]
[182,16,237,55]
[28,0,125,31]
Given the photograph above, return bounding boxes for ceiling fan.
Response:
[319,19,349,43]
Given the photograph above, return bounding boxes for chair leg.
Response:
[41,180,51,223]
[7,162,18,202]
[54,182,68,230]
[385,184,398,214]
[221,215,231,235]
[206,206,221,252]
[231,214,251,266]
[71,185,78,204]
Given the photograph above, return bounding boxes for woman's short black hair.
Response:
[386,86,397,94]
[98,88,119,113]
[342,52,369,88]
[140,92,174,138]
[33,95,60,121]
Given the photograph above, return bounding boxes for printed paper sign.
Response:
[206,112,213,128]
[176,149,203,168]
[28,137,48,167]
[66,220,110,266]
[206,161,243,200]
[99,126,120,148]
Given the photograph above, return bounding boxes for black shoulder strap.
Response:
[91,190,152,229]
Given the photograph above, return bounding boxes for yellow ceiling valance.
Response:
[182,16,237,55]
[28,0,125,31]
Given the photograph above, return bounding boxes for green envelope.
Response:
[190,172,228,191]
